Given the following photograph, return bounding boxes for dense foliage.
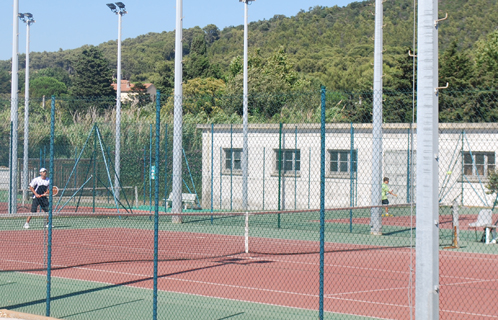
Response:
[0,0,498,124]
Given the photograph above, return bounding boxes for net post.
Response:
[135,186,138,208]
[45,95,55,317]
[453,199,459,246]
[245,211,249,253]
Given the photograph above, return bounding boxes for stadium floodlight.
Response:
[106,2,127,201]
[19,12,35,204]
[106,3,117,11]
[239,0,255,210]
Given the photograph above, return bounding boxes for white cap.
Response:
[39,168,47,173]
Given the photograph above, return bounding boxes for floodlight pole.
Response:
[241,0,254,211]
[416,0,440,318]
[21,14,35,204]
[370,0,383,235]
[107,3,127,201]
[171,0,184,221]
[9,0,20,214]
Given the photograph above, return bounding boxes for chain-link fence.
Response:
[0,89,497,319]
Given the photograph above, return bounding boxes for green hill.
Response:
[1,0,498,93]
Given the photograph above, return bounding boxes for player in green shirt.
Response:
[381,177,397,217]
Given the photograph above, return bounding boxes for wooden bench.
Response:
[165,193,197,209]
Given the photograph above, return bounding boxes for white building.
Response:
[198,123,498,212]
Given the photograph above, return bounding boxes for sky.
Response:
[0,0,356,61]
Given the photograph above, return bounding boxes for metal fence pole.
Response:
[164,123,168,211]
[149,124,152,212]
[22,18,33,205]
[230,124,233,211]
[211,124,214,223]
[143,148,146,206]
[219,147,222,209]
[9,0,19,215]
[415,0,440,318]
[9,122,13,214]
[262,147,265,210]
[294,126,297,210]
[319,86,326,320]
[45,96,55,317]
[93,126,97,213]
[350,123,354,233]
[172,0,184,221]
[370,0,384,235]
[278,122,282,227]
[153,90,160,320]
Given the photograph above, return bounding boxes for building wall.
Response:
[200,124,498,212]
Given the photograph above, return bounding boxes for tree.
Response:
[150,61,174,95]
[223,47,314,119]
[0,70,10,94]
[184,35,216,80]
[30,77,68,98]
[203,24,220,44]
[32,67,71,88]
[474,30,498,88]
[70,47,115,98]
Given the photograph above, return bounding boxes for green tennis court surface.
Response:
[0,273,378,320]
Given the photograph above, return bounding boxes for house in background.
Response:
[197,123,498,212]
[111,80,156,103]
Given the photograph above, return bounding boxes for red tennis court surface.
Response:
[326,213,498,229]
[1,228,496,319]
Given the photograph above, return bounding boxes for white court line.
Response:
[441,309,498,319]
[4,258,496,319]
[247,255,496,283]
[325,286,410,297]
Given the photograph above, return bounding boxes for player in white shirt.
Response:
[24,168,51,229]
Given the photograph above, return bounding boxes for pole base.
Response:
[370,231,383,236]
[171,215,183,224]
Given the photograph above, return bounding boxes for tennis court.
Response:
[1,207,497,319]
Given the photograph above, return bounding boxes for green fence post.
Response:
[278,122,282,228]
[319,86,326,320]
[153,90,160,320]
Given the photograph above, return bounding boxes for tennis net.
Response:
[0,202,464,273]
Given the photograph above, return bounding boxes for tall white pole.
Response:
[416,0,440,318]
[242,0,249,210]
[10,0,20,214]
[370,0,383,235]
[115,10,123,200]
[22,18,34,204]
[172,0,184,221]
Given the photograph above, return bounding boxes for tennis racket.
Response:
[41,186,58,197]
